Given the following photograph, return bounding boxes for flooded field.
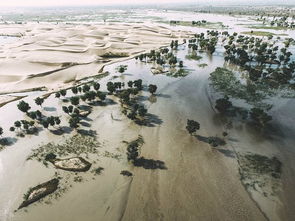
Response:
[0,5,295,221]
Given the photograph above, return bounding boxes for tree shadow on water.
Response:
[157,94,171,99]
[135,113,163,127]
[134,157,167,170]
[77,129,97,137]
[195,135,226,147]
[91,98,117,107]
[50,126,72,135]
[215,148,235,158]
[0,137,17,146]
[80,121,91,127]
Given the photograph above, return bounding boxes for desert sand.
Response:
[0,23,190,95]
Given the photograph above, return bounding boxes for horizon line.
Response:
[0,2,295,8]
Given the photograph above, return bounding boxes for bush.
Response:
[250,108,272,126]
[215,96,232,113]
[45,153,57,161]
[186,119,200,135]
[148,84,157,94]
[17,101,31,113]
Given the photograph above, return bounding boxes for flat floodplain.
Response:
[0,5,295,221]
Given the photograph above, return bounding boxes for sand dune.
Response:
[0,23,190,94]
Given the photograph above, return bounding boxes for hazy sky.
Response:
[0,0,293,7]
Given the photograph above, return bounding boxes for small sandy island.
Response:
[50,157,92,172]
[18,178,59,210]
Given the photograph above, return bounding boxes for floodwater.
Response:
[0,9,295,221]
[0,36,20,45]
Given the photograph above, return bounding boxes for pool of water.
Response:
[0,36,20,45]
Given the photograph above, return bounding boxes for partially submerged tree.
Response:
[215,96,232,113]
[60,89,67,97]
[70,96,80,106]
[93,82,100,91]
[17,101,31,113]
[69,116,80,129]
[133,79,143,90]
[250,108,272,126]
[148,84,157,94]
[14,121,21,130]
[186,119,200,135]
[71,87,78,94]
[82,84,91,93]
[107,82,116,94]
[35,97,44,107]
[55,92,61,98]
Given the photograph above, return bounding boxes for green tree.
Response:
[41,120,49,129]
[69,116,80,128]
[215,96,232,113]
[60,89,67,97]
[107,82,115,94]
[47,116,55,127]
[14,121,21,130]
[71,87,78,94]
[148,84,157,94]
[54,117,61,126]
[186,119,200,135]
[82,84,90,93]
[97,92,106,101]
[17,101,31,113]
[62,106,69,114]
[179,61,184,68]
[55,92,61,98]
[250,108,272,126]
[93,82,100,91]
[35,97,44,107]
[36,110,42,119]
[27,111,37,120]
[127,81,133,88]
[70,96,80,106]
[133,79,143,90]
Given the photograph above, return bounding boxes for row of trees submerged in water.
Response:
[134,30,294,127]
[1,31,294,142]
[0,75,158,144]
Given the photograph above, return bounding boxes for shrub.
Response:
[186,119,200,135]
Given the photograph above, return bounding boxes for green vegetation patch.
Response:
[167,20,225,29]
[241,31,276,37]
[185,54,203,61]
[239,153,282,197]
[125,135,144,163]
[198,63,208,68]
[168,68,190,78]
[247,25,291,30]
[91,167,104,175]
[101,52,129,58]
[209,67,270,106]
[241,31,287,37]
[27,134,100,165]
